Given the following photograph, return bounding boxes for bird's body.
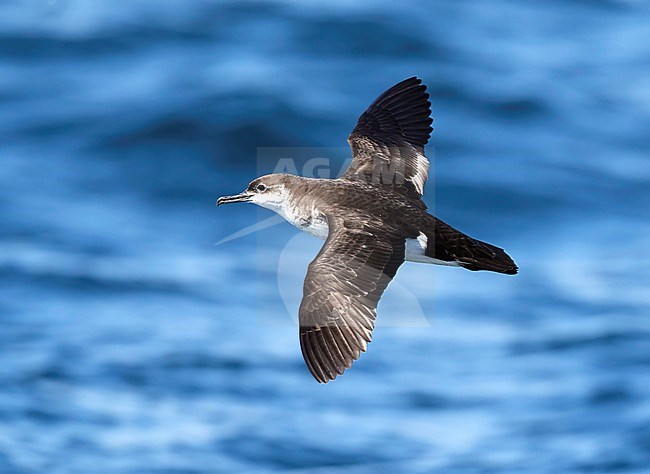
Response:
[253,175,514,271]
[218,77,518,382]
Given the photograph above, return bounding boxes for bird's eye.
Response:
[256,184,267,192]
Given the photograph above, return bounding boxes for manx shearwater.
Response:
[218,77,518,383]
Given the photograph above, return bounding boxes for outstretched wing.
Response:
[342,77,433,198]
[299,216,405,383]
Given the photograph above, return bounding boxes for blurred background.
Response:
[1,0,649,472]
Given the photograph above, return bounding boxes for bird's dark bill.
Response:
[216,193,251,206]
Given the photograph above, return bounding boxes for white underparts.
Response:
[258,196,329,240]
[301,215,329,240]
[405,232,461,266]
[259,196,460,267]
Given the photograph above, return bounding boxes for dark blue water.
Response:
[1,1,649,472]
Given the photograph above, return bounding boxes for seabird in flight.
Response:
[218,77,518,383]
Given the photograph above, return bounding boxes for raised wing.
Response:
[342,77,433,198]
[299,216,405,383]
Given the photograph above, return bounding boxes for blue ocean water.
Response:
[1,0,649,472]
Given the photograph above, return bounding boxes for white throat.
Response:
[253,190,329,240]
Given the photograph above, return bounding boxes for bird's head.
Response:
[217,174,293,211]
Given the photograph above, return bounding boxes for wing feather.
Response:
[342,77,433,198]
[299,216,405,383]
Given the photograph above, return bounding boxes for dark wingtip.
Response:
[357,76,433,147]
[300,325,367,384]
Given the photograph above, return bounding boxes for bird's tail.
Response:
[424,218,518,275]
[455,240,518,275]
